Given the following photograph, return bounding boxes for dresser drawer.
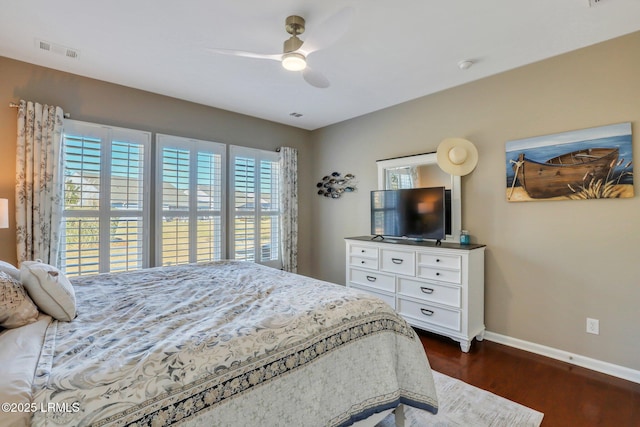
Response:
[418,253,461,270]
[349,284,396,309]
[349,255,378,270]
[417,266,461,284]
[349,244,378,259]
[349,269,395,293]
[397,277,461,308]
[380,249,415,276]
[397,298,461,332]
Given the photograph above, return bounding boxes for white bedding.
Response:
[0,314,51,427]
[2,261,438,426]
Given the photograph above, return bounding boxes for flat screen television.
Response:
[370,187,447,242]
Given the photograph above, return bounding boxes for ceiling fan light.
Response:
[282,53,306,71]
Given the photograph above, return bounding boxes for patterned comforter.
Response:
[31,261,438,426]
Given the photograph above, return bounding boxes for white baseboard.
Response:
[484,331,640,384]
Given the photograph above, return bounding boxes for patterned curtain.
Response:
[15,100,65,265]
[279,147,298,273]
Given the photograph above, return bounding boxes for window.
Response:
[60,123,281,275]
[156,134,226,266]
[229,146,281,268]
[386,166,416,189]
[61,120,151,276]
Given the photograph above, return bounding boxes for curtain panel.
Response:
[15,100,65,265]
[279,147,298,273]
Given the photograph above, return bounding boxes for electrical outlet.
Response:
[586,318,599,335]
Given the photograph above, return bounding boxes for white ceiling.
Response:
[2,0,640,131]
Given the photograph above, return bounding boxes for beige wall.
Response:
[0,57,313,274]
[309,31,640,371]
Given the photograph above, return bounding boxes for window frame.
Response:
[229,145,281,269]
[155,134,227,266]
[61,120,152,276]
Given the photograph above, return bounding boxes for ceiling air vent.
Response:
[35,39,80,59]
[289,112,303,118]
[38,40,52,51]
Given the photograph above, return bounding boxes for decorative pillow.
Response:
[0,260,20,281]
[0,272,39,328]
[20,261,76,322]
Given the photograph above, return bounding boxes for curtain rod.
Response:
[9,101,70,118]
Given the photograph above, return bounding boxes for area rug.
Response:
[377,371,544,426]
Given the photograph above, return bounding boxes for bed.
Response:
[1,261,438,426]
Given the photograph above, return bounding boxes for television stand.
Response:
[345,236,486,352]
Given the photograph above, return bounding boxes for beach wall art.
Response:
[506,123,633,202]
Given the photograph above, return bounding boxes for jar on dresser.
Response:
[345,236,485,352]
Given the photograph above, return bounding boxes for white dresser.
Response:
[345,236,485,352]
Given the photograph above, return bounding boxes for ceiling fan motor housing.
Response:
[283,35,303,53]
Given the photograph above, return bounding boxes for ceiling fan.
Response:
[207,7,354,88]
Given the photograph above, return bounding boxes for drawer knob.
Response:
[361,260,365,264]
[366,275,377,282]
[420,308,434,317]
[435,272,440,276]
[361,249,365,253]
[436,259,440,262]
[391,258,404,264]
[420,287,434,294]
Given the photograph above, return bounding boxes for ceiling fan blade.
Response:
[206,48,282,62]
[298,7,355,56]
[303,67,330,89]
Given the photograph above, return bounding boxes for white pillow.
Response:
[0,272,39,328]
[20,261,76,322]
[0,261,20,281]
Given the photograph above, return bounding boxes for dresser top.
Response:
[345,236,486,251]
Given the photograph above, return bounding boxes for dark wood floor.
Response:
[417,329,640,427]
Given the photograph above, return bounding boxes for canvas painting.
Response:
[506,123,633,202]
